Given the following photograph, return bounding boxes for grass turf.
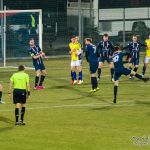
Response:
[0,57,150,150]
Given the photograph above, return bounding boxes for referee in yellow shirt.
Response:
[8,65,30,126]
[142,35,150,77]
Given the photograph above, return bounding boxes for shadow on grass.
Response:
[135,100,150,105]
[90,105,113,111]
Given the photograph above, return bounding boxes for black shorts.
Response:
[13,89,27,104]
[89,62,98,74]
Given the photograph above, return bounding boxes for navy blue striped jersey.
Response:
[85,44,99,63]
[112,51,127,69]
[28,45,43,65]
[97,40,114,57]
[124,42,145,59]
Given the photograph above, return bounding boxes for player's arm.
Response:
[85,47,89,62]
[26,75,30,98]
[96,43,102,57]
[8,80,13,98]
[31,53,43,59]
[109,42,115,56]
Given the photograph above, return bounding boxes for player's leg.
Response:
[109,61,114,82]
[0,84,5,104]
[129,60,133,79]
[35,69,41,89]
[77,60,83,84]
[20,104,26,125]
[114,80,119,104]
[39,69,47,89]
[97,60,104,81]
[89,63,98,92]
[142,57,149,77]
[71,61,77,84]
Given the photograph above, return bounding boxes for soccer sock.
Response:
[39,75,45,86]
[114,85,118,102]
[133,67,138,73]
[78,71,82,80]
[35,76,39,87]
[110,68,114,79]
[21,107,26,122]
[135,73,144,80]
[129,67,133,77]
[98,68,101,78]
[93,77,97,89]
[0,91,2,101]
[15,108,19,123]
[142,66,146,76]
[91,77,95,89]
[72,72,77,80]
[71,71,74,81]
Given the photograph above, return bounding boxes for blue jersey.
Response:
[112,51,127,69]
[125,42,145,59]
[97,40,114,57]
[28,45,43,65]
[85,44,99,63]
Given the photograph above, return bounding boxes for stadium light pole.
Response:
[78,0,82,43]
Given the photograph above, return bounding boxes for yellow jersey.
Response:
[10,71,29,90]
[69,42,81,61]
[145,39,150,57]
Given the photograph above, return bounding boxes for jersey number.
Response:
[113,55,119,62]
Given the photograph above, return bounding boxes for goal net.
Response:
[0,9,42,69]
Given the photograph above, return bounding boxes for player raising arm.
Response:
[85,38,99,92]
[112,46,149,104]
[28,38,48,90]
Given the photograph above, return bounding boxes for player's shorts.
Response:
[144,56,150,64]
[89,62,98,74]
[71,60,80,67]
[99,56,112,63]
[13,89,27,104]
[34,63,46,71]
[114,67,131,81]
[130,58,139,66]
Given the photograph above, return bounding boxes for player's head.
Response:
[75,36,79,42]
[148,34,150,39]
[114,46,120,52]
[85,38,92,45]
[71,35,76,43]
[132,35,138,42]
[103,33,109,41]
[18,65,25,71]
[29,38,35,46]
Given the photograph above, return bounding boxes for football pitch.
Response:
[0,57,150,150]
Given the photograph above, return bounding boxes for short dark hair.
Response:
[103,33,109,37]
[114,46,120,51]
[29,38,34,41]
[18,65,25,71]
[85,38,92,43]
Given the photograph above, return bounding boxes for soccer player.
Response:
[123,35,146,79]
[85,38,99,92]
[69,36,82,85]
[142,35,150,77]
[97,33,114,82]
[0,84,5,104]
[8,65,30,126]
[112,46,149,104]
[28,38,48,90]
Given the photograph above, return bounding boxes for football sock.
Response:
[135,73,144,80]
[39,75,45,86]
[0,91,2,101]
[110,68,114,79]
[114,85,118,103]
[93,77,97,88]
[35,76,39,87]
[98,68,101,79]
[133,67,138,73]
[91,77,95,89]
[72,72,77,80]
[79,71,82,80]
[142,66,146,76]
[21,107,25,122]
[15,108,19,123]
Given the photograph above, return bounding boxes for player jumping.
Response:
[85,38,99,92]
[112,46,149,104]
[97,33,114,82]
[142,35,150,77]
[28,38,48,90]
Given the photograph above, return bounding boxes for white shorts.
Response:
[144,56,150,64]
[71,60,80,67]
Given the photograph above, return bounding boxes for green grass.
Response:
[0,57,150,150]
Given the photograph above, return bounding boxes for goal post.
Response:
[0,9,42,69]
